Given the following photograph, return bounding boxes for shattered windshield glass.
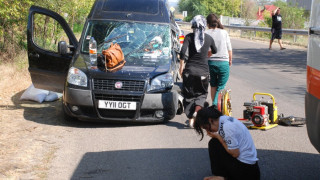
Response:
[82,20,171,66]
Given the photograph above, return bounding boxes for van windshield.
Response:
[82,20,172,66]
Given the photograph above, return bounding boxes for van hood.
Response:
[92,64,171,79]
[73,54,171,80]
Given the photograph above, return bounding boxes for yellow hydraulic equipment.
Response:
[241,92,278,130]
[216,91,305,130]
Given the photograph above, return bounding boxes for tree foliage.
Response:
[273,0,306,29]
[259,0,307,29]
[178,0,241,21]
[241,0,258,26]
[0,0,94,62]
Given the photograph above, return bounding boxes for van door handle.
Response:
[29,53,39,58]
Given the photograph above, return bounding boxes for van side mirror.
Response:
[58,41,68,55]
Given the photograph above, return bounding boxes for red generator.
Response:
[243,101,270,127]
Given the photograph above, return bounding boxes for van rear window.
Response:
[102,0,159,14]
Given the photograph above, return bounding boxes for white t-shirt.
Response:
[205,28,232,62]
[218,116,258,164]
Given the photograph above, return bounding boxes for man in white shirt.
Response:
[194,106,260,180]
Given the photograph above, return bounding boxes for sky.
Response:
[168,0,179,8]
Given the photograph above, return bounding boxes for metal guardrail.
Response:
[224,25,308,35]
[176,21,309,36]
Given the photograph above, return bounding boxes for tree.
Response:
[0,0,33,54]
[241,0,258,25]
[178,0,207,21]
[178,0,242,21]
[0,0,95,63]
[273,0,306,29]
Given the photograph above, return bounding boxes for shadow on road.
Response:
[5,90,186,128]
[70,148,320,180]
[71,148,211,180]
[233,48,307,72]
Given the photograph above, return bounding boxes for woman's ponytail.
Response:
[206,13,224,29]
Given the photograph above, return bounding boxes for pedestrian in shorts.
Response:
[269,7,286,50]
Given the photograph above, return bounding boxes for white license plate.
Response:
[98,100,136,110]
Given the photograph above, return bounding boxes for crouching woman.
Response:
[194,106,260,180]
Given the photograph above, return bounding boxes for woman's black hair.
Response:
[194,105,223,141]
[206,13,224,29]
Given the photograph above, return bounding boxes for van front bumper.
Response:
[63,87,179,122]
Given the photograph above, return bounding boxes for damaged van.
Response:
[27,0,183,123]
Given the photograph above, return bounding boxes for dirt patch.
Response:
[0,63,67,179]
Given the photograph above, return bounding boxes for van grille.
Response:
[94,94,142,102]
[94,79,145,92]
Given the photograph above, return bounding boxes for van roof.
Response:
[88,0,172,23]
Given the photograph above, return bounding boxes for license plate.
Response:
[98,100,136,110]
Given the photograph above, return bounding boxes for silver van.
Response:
[306,0,320,152]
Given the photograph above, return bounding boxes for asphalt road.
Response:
[47,38,320,180]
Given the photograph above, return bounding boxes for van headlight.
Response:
[67,67,87,87]
[148,73,173,92]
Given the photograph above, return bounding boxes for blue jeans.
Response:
[208,61,230,105]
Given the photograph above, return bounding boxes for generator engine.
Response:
[243,101,270,127]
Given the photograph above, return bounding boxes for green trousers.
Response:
[208,60,230,105]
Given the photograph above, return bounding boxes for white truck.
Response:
[306,0,320,152]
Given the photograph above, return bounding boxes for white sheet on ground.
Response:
[20,84,62,103]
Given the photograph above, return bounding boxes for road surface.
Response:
[44,38,319,180]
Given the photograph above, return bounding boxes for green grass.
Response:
[14,51,28,70]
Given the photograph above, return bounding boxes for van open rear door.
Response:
[306,0,320,153]
[27,6,78,93]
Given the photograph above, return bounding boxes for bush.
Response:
[73,23,84,33]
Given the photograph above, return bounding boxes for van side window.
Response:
[33,14,70,53]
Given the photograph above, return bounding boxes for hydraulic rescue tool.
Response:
[217,91,305,130]
[240,93,279,130]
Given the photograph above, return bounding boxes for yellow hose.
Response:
[222,89,232,116]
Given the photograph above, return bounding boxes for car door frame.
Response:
[27,5,78,93]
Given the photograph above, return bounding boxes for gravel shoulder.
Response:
[0,63,68,179]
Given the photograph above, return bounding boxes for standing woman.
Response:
[179,15,217,127]
[205,14,232,106]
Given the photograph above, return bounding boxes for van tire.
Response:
[176,100,183,115]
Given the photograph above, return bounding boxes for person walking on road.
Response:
[194,106,260,180]
[269,7,286,50]
[205,13,232,106]
[179,15,217,127]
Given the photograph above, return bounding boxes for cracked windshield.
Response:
[82,21,171,66]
